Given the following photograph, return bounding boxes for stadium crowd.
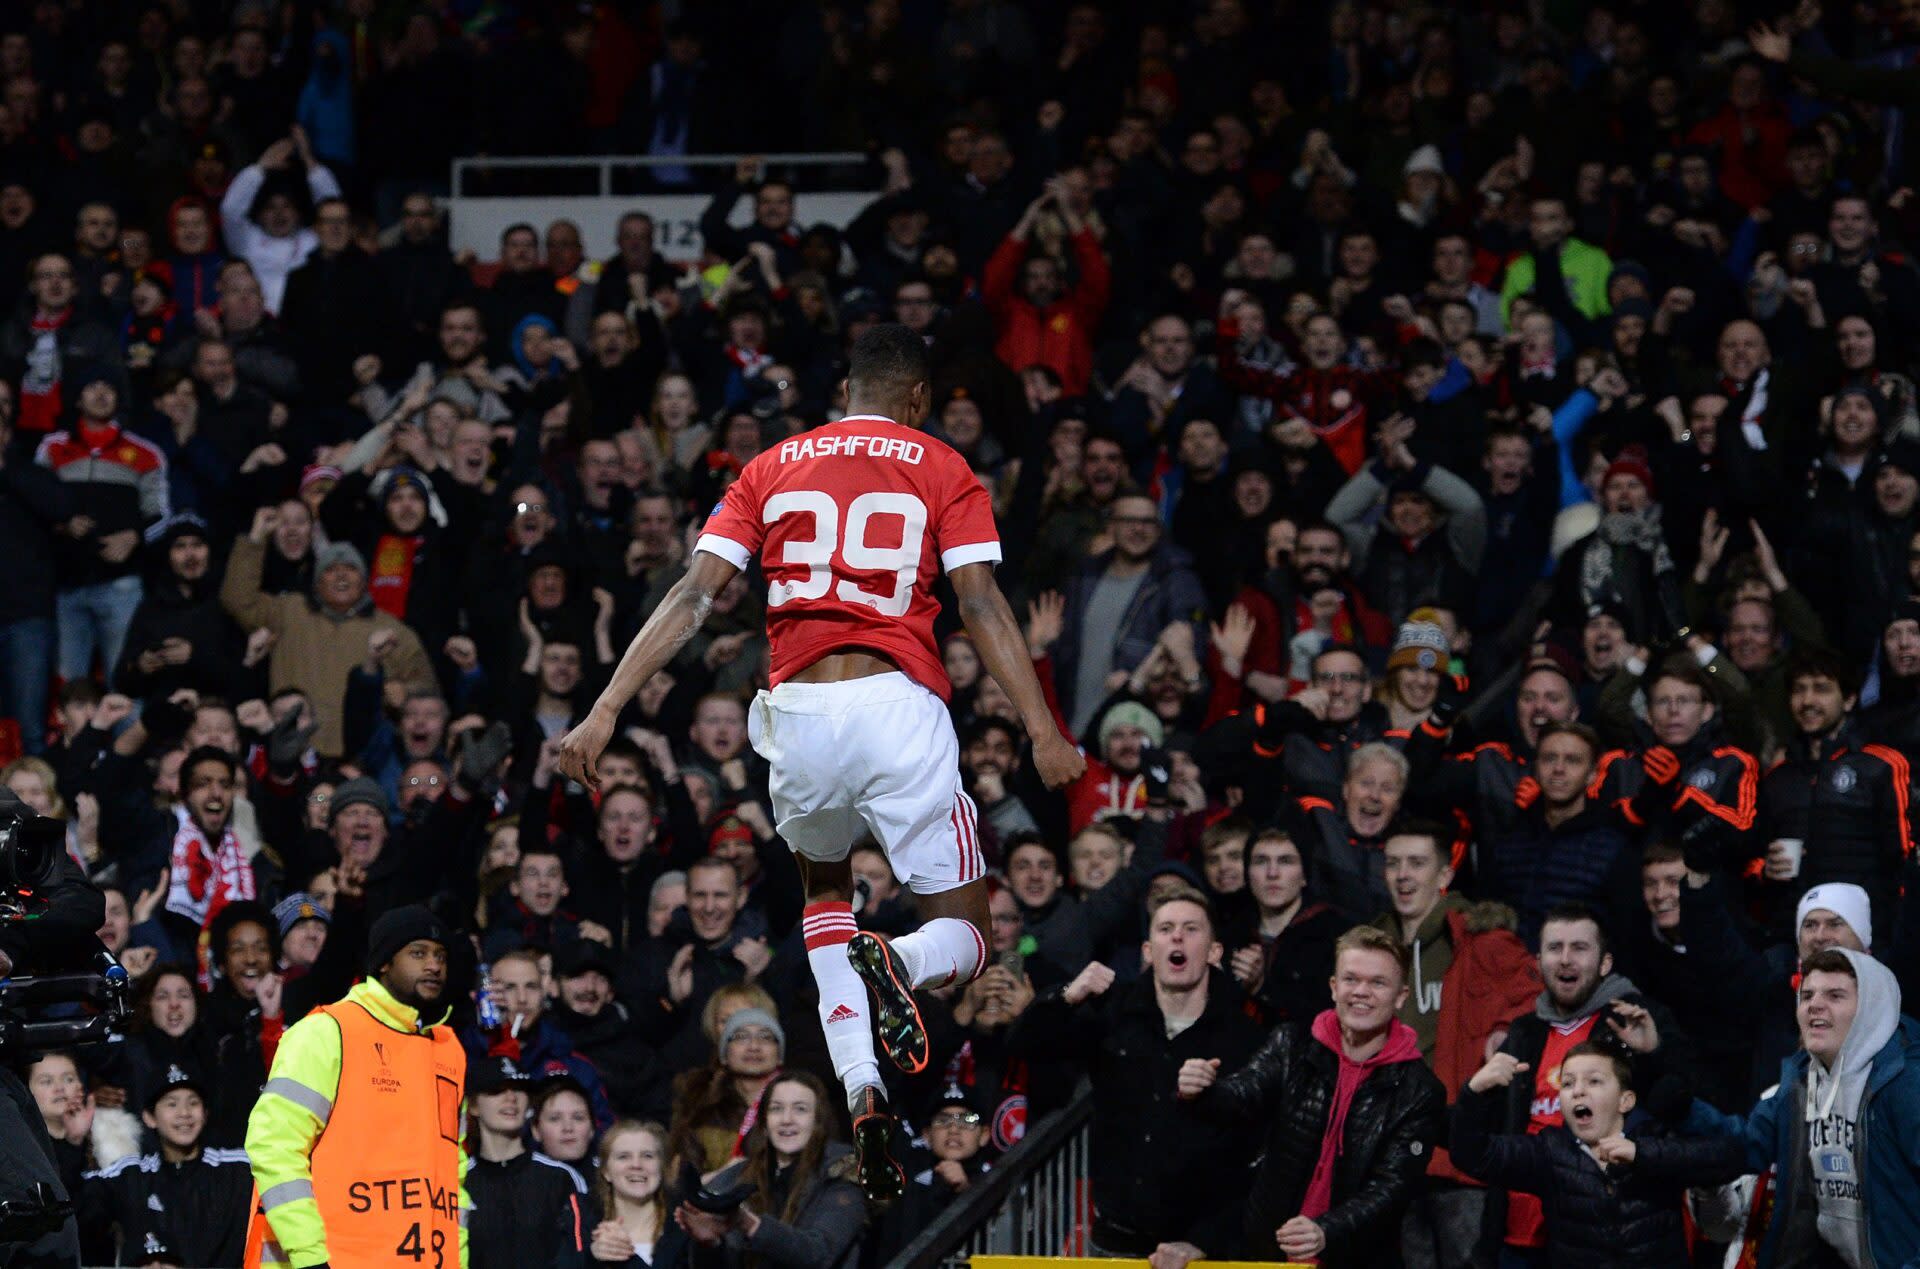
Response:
[15,0,1920,1266]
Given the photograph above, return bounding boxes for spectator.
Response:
[280,197,381,408]
[1683,947,1920,1269]
[465,947,615,1128]
[1326,426,1488,628]
[1759,647,1913,938]
[0,393,70,751]
[1477,722,1636,945]
[589,1119,687,1269]
[80,1063,252,1267]
[115,512,242,701]
[1177,925,1446,1265]
[982,177,1110,396]
[465,1055,590,1269]
[672,1071,867,1269]
[1474,904,1696,1268]
[1592,658,1761,884]
[1500,197,1612,325]
[1053,494,1206,735]
[37,361,168,684]
[551,941,657,1120]
[1,252,120,438]
[1451,1043,1745,1268]
[1007,887,1261,1260]
[220,507,435,758]
[1368,823,1540,1269]
[1221,827,1345,1028]
[217,129,343,314]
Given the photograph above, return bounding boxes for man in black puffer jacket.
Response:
[1451,1042,1745,1267]
[1178,925,1445,1267]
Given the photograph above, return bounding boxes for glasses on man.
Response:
[931,1110,982,1129]
[515,501,548,516]
[1313,671,1367,685]
[1108,514,1159,527]
[406,774,443,789]
[1649,694,1704,712]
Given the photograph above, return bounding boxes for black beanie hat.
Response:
[365,904,449,976]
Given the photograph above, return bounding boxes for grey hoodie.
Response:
[1535,970,1639,1026]
[1804,947,1901,1268]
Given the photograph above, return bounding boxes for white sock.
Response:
[889,916,988,989]
[802,901,882,1107]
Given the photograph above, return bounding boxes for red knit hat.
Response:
[1602,444,1656,499]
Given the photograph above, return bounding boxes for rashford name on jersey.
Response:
[777,433,927,464]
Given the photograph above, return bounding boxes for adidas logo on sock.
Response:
[826,1003,860,1024]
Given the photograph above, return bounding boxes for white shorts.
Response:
[746,672,985,894]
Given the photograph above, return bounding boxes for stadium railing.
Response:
[887,1085,1096,1269]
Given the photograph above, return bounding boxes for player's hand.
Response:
[556,708,616,790]
[1032,729,1085,790]
[1594,1134,1638,1165]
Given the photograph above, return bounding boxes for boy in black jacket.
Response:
[1452,1043,1745,1268]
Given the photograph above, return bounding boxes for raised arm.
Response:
[556,550,739,788]
[951,562,1086,789]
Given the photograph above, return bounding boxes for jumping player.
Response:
[556,324,1084,1199]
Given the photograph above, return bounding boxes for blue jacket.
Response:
[460,1015,616,1131]
[1685,1015,1920,1269]
[295,31,355,166]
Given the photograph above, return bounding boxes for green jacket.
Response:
[1500,238,1613,322]
[244,978,471,1269]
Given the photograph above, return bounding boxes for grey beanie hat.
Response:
[329,775,389,823]
[720,1007,787,1061]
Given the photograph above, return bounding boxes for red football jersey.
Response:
[694,414,1001,700]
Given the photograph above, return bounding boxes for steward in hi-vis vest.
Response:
[243,905,469,1269]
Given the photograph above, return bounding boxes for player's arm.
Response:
[557,550,740,788]
[950,562,1086,789]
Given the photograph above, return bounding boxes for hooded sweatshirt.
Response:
[1805,947,1900,1268]
[1370,892,1462,1058]
[1302,1010,1424,1219]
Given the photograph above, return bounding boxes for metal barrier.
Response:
[446,151,881,263]
[888,1087,1096,1269]
[451,152,869,198]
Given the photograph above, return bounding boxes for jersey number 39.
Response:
[762,490,927,617]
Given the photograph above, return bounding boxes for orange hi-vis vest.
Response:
[244,996,466,1268]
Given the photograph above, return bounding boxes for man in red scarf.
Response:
[1180,925,1445,1266]
[0,251,119,437]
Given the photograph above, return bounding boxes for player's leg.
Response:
[794,853,885,1105]
[847,745,991,1075]
[795,851,903,1202]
